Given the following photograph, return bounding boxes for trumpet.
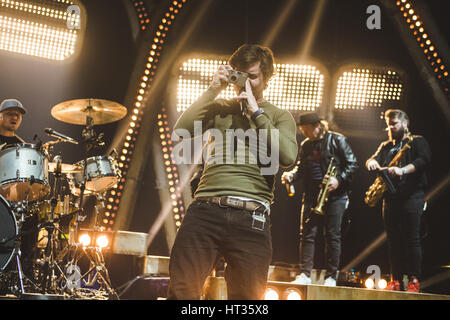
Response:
[313,157,337,215]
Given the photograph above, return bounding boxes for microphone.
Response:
[44,128,78,144]
[239,87,248,116]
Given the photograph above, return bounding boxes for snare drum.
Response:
[0,195,17,270]
[0,144,50,202]
[67,156,120,195]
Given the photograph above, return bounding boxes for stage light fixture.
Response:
[395,0,448,96]
[78,233,91,247]
[284,288,302,300]
[176,58,325,113]
[96,234,109,249]
[0,0,85,61]
[332,66,405,135]
[264,287,280,300]
[102,1,187,230]
[378,279,388,290]
[365,278,375,289]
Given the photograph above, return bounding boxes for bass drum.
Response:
[0,195,17,271]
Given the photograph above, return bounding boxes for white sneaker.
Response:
[291,273,312,285]
[323,277,336,287]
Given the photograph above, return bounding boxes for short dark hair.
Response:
[384,109,409,122]
[228,44,275,86]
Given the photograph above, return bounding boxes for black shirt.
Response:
[0,134,24,148]
[369,135,431,198]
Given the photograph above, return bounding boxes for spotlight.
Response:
[96,234,110,249]
[378,279,388,290]
[264,287,280,300]
[78,233,91,247]
[284,288,302,300]
[365,278,375,289]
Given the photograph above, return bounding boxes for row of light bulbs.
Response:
[0,15,76,60]
[101,0,187,230]
[396,0,448,95]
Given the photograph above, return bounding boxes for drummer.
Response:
[0,98,36,281]
[0,98,26,147]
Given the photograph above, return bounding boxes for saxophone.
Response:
[313,157,337,215]
[364,135,413,207]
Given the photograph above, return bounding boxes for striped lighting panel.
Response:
[0,0,84,60]
[177,58,325,113]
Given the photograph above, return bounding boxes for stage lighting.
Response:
[264,287,280,300]
[365,278,375,289]
[77,229,113,250]
[0,0,86,61]
[284,288,302,300]
[378,279,388,290]
[176,58,325,113]
[96,234,109,249]
[332,66,405,135]
[78,233,91,247]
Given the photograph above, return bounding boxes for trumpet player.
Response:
[282,112,358,286]
[365,109,431,292]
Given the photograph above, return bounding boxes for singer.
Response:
[167,44,298,300]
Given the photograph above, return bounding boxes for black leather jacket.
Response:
[289,131,358,198]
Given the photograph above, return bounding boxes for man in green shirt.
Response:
[167,44,298,299]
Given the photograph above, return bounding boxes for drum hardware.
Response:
[65,226,118,300]
[3,98,128,299]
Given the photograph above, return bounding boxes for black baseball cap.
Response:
[298,112,320,125]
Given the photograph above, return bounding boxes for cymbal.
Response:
[51,99,127,125]
[48,162,82,173]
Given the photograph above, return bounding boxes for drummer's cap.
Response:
[0,99,27,115]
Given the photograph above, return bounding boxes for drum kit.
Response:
[0,99,127,299]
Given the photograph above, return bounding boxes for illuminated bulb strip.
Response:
[0,0,77,22]
[132,0,150,31]
[157,109,185,229]
[177,59,324,112]
[0,15,77,60]
[101,0,187,230]
[395,0,448,92]
[334,68,403,110]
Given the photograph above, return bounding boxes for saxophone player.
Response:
[366,109,431,292]
[282,112,358,286]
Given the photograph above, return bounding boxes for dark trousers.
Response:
[167,200,272,300]
[300,197,347,280]
[383,192,424,281]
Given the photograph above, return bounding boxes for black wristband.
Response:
[251,108,264,121]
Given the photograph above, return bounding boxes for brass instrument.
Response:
[364,135,413,207]
[313,157,337,215]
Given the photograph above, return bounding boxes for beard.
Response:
[390,126,405,141]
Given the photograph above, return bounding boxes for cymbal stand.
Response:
[7,200,40,295]
[66,111,117,299]
[36,157,72,294]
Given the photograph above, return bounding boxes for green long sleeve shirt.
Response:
[174,86,298,204]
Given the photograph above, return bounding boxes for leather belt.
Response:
[195,196,269,214]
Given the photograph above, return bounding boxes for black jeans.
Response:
[300,197,347,280]
[383,192,424,281]
[167,200,272,300]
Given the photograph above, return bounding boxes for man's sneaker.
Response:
[291,273,311,285]
[323,277,337,287]
[385,280,401,291]
[406,276,420,293]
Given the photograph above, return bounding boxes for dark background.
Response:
[1,0,448,293]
